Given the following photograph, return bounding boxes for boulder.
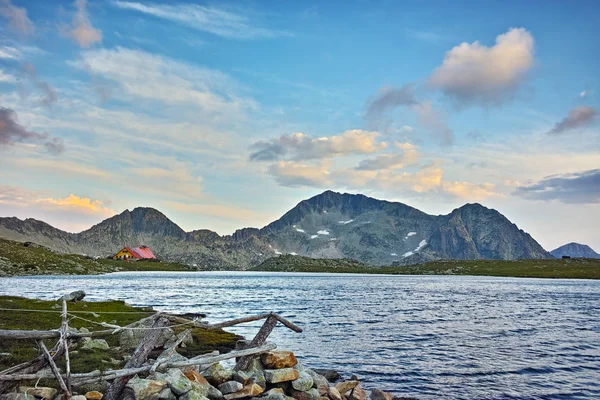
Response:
[126,377,168,400]
[313,369,341,382]
[349,387,367,400]
[334,381,360,396]
[370,389,393,400]
[206,385,224,400]
[223,383,263,400]
[290,388,319,400]
[60,290,86,302]
[18,387,57,400]
[291,372,313,392]
[164,329,194,349]
[217,381,243,395]
[261,351,298,369]
[156,369,193,396]
[71,396,87,400]
[303,369,328,390]
[232,371,252,385]
[328,387,343,400]
[120,319,174,350]
[264,368,300,384]
[158,388,176,400]
[204,364,233,387]
[81,339,110,351]
[179,386,210,400]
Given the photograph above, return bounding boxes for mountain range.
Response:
[551,243,600,259]
[0,190,554,269]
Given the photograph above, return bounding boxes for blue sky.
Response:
[0,0,599,251]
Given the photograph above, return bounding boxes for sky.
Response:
[0,0,599,252]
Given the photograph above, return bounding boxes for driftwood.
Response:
[235,315,278,371]
[104,316,169,400]
[61,299,72,396]
[0,344,276,383]
[38,340,70,397]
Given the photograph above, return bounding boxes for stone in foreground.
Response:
[334,381,360,396]
[84,391,103,400]
[369,389,393,400]
[156,369,193,395]
[223,383,263,400]
[261,351,298,369]
[217,381,243,395]
[265,368,300,384]
[204,364,233,386]
[290,388,319,400]
[327,387,342,400]
[291,372,314,392]
[18,387,57,400]
[126,377,168,400]
[81,339,110,351]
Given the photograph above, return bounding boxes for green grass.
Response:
[252,255,600,279]
[0,296,241,374]
[0,238,191,276]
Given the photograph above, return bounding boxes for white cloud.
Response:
[113,1,291,39]
[355,142,419,170]
[250,129,387,161]
[0,69,16,83]
[0,0,34,36]
[77,47,254,113]
[0,45,21,59]
[66,0,102,48]
[429,28,534,105]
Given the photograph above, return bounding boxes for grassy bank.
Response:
[0,296,241,374]
[252,255,600,279]
[0,238,191,276]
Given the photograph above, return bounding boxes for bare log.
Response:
[38,340,70,397]
[103,316,169,400]
[235,315,278,371]
[271,313,303,333]
[61,299,72,395]
[150,328,191,373]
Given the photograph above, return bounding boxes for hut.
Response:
[113,245,156,260]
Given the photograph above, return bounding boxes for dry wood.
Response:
[61,299,72,396]
[150,328,191,373]
[103,316,169,400]
[235,315,278,371]
[38,340,70,397]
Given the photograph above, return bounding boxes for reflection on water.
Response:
[1,272,599,399]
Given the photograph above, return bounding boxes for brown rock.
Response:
[369,389,392,400]
[328,387,343,400]
[264,368,300,384]
[85,392,103,400]
[333,381,359,396]
[290,388,318,400]
[261,351,298,369]
[18,387,57,400]
[349,387,367,400]
[223,384,263,400]
[185,371,210,386]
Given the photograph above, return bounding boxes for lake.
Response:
[1,272,599,399]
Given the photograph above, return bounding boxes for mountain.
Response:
[551,243,600,259]
[0,190,553,269]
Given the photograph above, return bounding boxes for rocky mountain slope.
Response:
[0,190,553,269]
[551,242,600,259]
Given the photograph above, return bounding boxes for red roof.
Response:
[123,246,156,259]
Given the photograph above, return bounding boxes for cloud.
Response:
[113,1,291,39]
[76,47,253,112]
[66,0,102,48]
[365,85,454,145]
[0,0,34,36]
[267,161,330,187]
[579,90,589,99]
[514,169,600,204]
[249,130,387,161]
[20,63,58,109]
[0,45,21,59]
[548,106,597,135]
[356,142,419,170]
[0,69,16,83]
[38,193,115,217]
[163,200,269,225]
[0,107,64,154]
[442,181,499,201]
[429,28,534,105]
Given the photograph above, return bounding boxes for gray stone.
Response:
[164,329,194,349]
[291,372,313,392]
[370,389,393,400]
[206,385,224,400]
[60,290,86,302]
[18,386,57,399]
[290,388,318,400]
[158,388,176,400]
[217,381,243,395]
[313,369,341,382]
[179,387,210,400]
[155,369,193,396]
[120,319,174,350]
[71,396,87,400]
[232,371,252,385]
[126,377,168,400]
[264,368,299,384]
[203,364,233,387]
[81,339,110,351]
[0,394,36,400]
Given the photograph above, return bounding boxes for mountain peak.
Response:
[551,242,600,259]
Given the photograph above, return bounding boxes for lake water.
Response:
[1,272,599,399]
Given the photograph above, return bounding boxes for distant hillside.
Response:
[252,254,372,273]
[0,190,553,269]
[551,243,600,259]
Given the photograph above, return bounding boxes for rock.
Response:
[291,372,313,392]
[0,394,35,400]
[206,385,224,400]
[204,364,233,386]
[217,381,243,395]
[84,393,103,400]
[349,387,367,400]
[243,357,266,389]
[164,329,194,349]
[313,369,341,382]
[290,388,318,400]
[232,371,252,385]
[71,396,87,400]
[334,381,360,396]
[159,388,176,400]
[156,369,193,396]
[261,351,298,369]
[120,319,174,350]
[60,290,86,302]
[184,371,213,397]
[328,387,342,400]
[262,388,285,400]
[223,384,263,400]
[79,327,90,333]
[303,369,328,390]
[18,387,57,400]
[370,389,393,400]
[81,339,110,351]
[264,368,300,384]
[179,386,210,400]
[126,377,167,400]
